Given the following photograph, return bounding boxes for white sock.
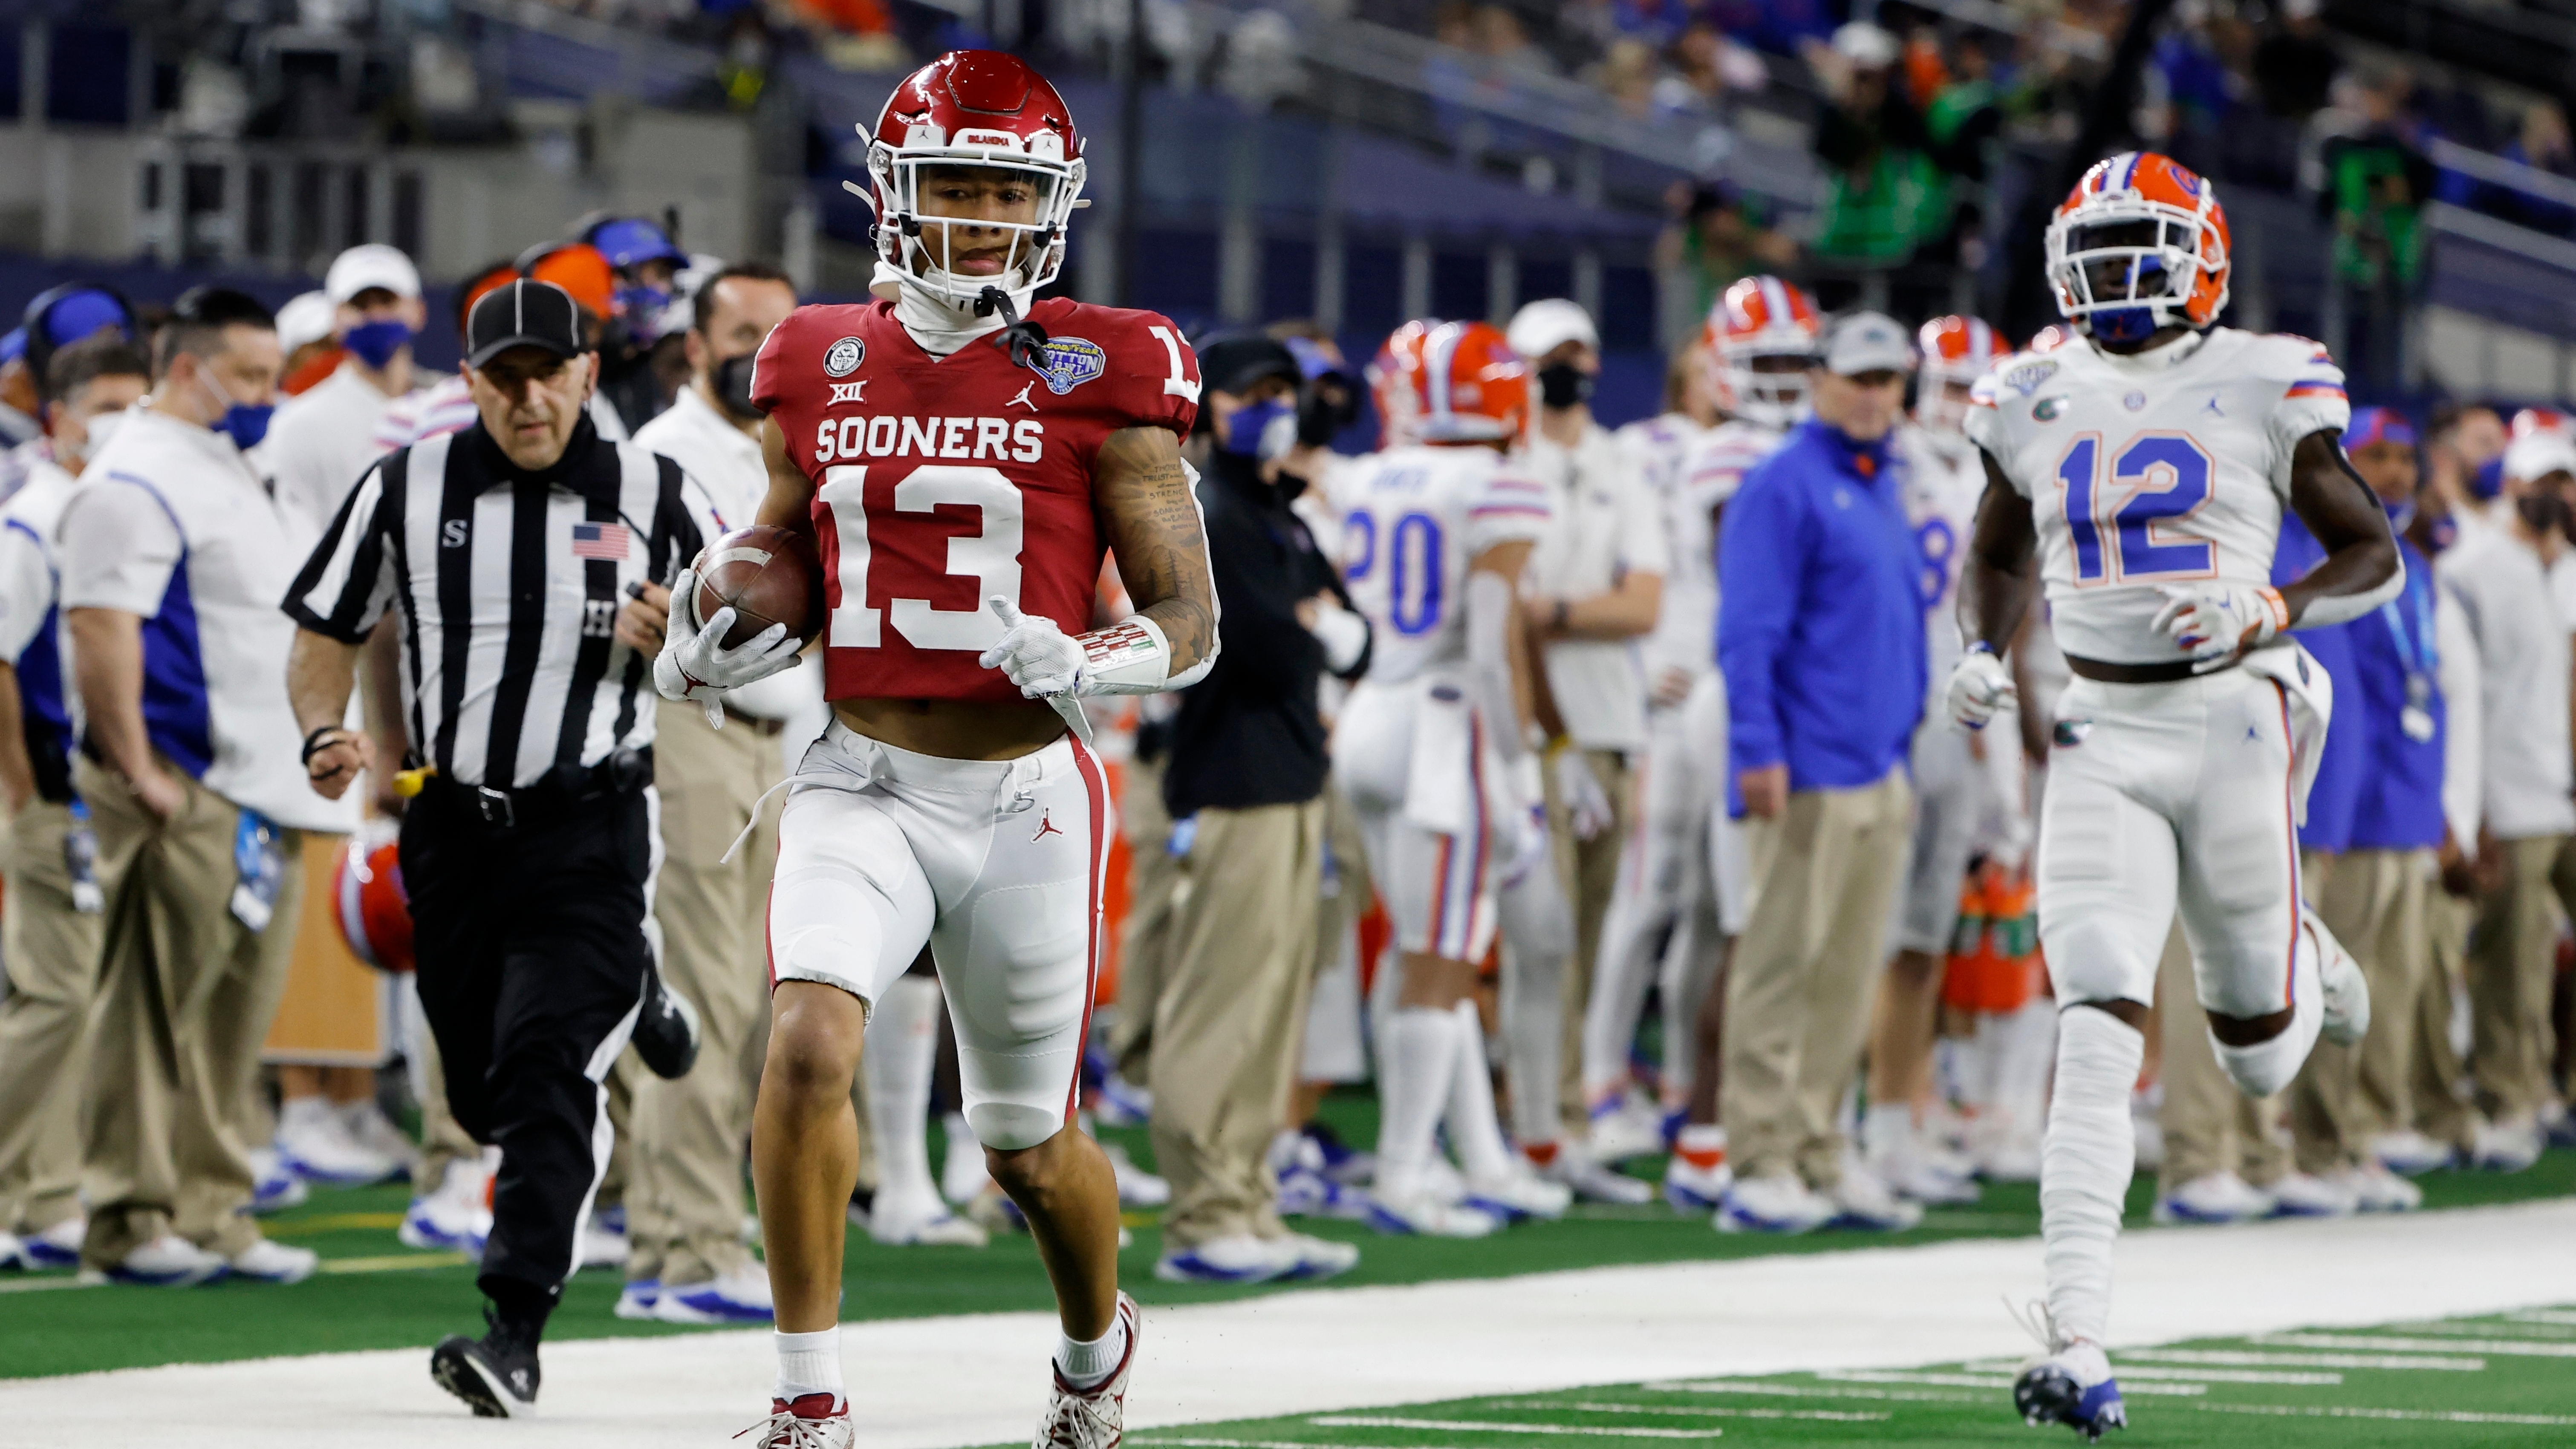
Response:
[1995,1000,2059,1134]
[1864,1101,1914,1159]
[1500,938,1567,1147]
[2210,928,2324,1098]
[1375,1006,1459,1200]
[2042,1007,2146,1348]
[864,975,943,1211]
[774,1326,844,1404]
[1055,1311,1130,1390]
[1446,1000,1516,1181]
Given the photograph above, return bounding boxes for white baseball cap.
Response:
[1819,311,1917,376]
[2504,428,2576,484]
[1506,298,1598,361]
[1831,21,1900,69]
[325,243,422,304]
[274,290,338,355]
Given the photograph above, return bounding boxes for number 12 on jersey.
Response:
[2055,431,2218,584]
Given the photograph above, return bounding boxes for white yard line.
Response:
[2256,1333,2576,1357]
[0,1198,2570,1449]
[2118,1349,2488,1371]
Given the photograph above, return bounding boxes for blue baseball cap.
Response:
[0,328,22,367]
[2346,406,2416,450]
[586,218,687,272]
[28,286,133,349]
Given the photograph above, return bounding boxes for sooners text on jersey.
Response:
[753,299,1200,703]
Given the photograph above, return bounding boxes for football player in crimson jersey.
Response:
[647,52,1215,1449]
[1946,153,2399,1440]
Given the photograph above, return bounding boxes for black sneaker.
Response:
[632,965,701,1080]
[431,1312,541,1418]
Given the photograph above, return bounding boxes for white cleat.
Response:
[1585,1093,1669,1166]
[1662,1155,1733,1212]
[1363,1189,1500,1238]
[2308,912,2370,1048]
[1536,1145,1655,1205]
[865,1189,991,1247]
[2372,1129,2455,1176]
[2152,1170,2273,1225]
[1265,1230,1360,1282]
[745,1394,853,1449]
[2472,1116,2544,1172]
[1033,1291,1139,1449]
[576,1217,629,1271]
[84,1233,228,1287]
[2013,1331,2126,1442]
[653,1262,776,1323]
[274,1099,401,1187]
[247,1147,308,1214]
[1715,1173,1835,1234]
[228,1238,319,1284]
[1825,1167,1926,1231]
[2333,1163,2423,1212]
[17,1216,83,1270]
[612,1279,660,1320]
[1461,1163,1573,1223]
[1154,1233,1291,1285]
[1870,1137,1981,1206]
[339,1100,420,1182]
[2264,1171,2358,1218]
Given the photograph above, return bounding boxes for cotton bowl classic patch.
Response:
[1037,336,1106,395]
[824,337,864,378]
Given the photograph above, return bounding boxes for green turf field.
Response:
[4,1093,2572,1383]
[1089,1306,2576,1449]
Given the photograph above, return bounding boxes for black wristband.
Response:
[300,726,350,765]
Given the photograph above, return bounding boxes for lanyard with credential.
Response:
[2378,566,2437,743]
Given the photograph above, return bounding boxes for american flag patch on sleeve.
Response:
[570,522,633,560]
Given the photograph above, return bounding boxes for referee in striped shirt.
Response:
[282,278,720,1418]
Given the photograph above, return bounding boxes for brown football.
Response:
[691,525,825,650]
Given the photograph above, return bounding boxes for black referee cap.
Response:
[465,279,585,368]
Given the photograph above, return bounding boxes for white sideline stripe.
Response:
[2508,1309,2576,1325]
[2385,1319,2576,1339]
[2258,1333,2576,1357]
[1957,1360,2343,1385]
[1643,1380,1984,1404]
[2195,1403,2576,1426]
[5,1199,2572,1449]
[2120,1348,2487,1371]
[1311,1416,1719,1439]
[1817,1371,2209,1397]
[1505,1401,1889,1423]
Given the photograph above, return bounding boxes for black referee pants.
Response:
[402,780,656,1305]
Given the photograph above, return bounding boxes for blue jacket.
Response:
[2347,536,2446,851]
[2274,512,2363,853]
[1717,418,1926,812]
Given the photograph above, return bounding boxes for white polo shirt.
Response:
[2438,522,2574,841]
[58,407,359,833]
[631,384,824,725]
[262,360,409,540]
[1520,419,1668,752]
[0,457,79,776]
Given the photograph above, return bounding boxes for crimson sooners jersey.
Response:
[752,298,1201,703]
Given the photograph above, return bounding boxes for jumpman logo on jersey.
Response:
[1032,810,1066,842]
[2204,395,2226,417]
[1008,381,1040,411]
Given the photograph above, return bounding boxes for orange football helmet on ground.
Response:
[2045,151,2231,343]
[1367,319,1529,447]
[1704,276,1821,429]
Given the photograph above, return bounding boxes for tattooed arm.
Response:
[1091,424,1220,680]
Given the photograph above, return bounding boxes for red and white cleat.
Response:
[1032,1292,1140,1449]
[740,1393,852,1449]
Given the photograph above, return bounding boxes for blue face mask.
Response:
[342,317,414,370]
[2472,456,2505,501]
[198,369,274,451]
[1221,397,1297,460]
[615,284,673,336]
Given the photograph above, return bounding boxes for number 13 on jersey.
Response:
[2055,431,2218,584]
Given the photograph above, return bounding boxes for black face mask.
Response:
[1297,378,1358,448]
[2517,488,2569,539]
[715,353,763,421]
[1538,363,1594,410]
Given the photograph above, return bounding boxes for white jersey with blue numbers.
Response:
[1896,422,1987,710]
[1339,444,1554,685]
[1964,327,2351,666]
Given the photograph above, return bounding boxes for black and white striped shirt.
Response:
[285,419,725,789]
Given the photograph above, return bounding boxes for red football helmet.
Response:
[864,51,1085,306]
[333,831,413,974]
[2046,151,2231,342]
[1368,319,1528,447]
[1703,276,1821,429]
[1915,315,2007,433]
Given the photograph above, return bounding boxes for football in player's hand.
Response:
[692,525,824,650]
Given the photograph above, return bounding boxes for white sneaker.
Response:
[613,1278,660,1320]
[577,1216,629,1270]
[247,1146,309,1213]
[1662,1154,1733,1212]
[1536,1144,1655,1205]
[2334,1163,2423,1212]
[1868,1134,1981,1206]
[654,1262,776,1323]
[2153,1170,2272,1225]
[339,1100,419,1181]
[1102,1142,1170,1209]
[1265,1230,1360,1282]
[1363,1189,1499,1237]
[1585,1092,1669,1165]
[865,1192,991,1247]
[1715,1172,1834,1234]
[19,1216,83,1270]
[401,1160,492,1253]
[1033,1291,1138,1449]
[2265,1171,2359,1218]
[2473,1116,2544,1172]
[230,1238,319,1283]
[940,1115,991,1204]
[1825,1168,1926,1230]
[274,1098,399,1187]
[85,1233,228,1287]
[1461,1162,1573,1222]
[1154,1233,1291,1284]
[2310,914,2370,1048]
[745,1394,852,1449]
[2373,1129,2455,1176]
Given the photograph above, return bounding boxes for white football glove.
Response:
[1499,755,1553,889]
[979,597,1086,697]
[2152,582,2288,671]
[1554,747,1614,842]
[1945,648,2017,730]
[653,566,805,727]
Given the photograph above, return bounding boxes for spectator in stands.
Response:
[2436,429,2576,1173]
[1806,23,1943,300]
[2253,0,2340,121]
[0,338,149,1275]
[1149,335,1368,1285]
[1712,312,1924,1234]
[2500,102,2576,236]
[60,287,358,1287]
[2319,67,2435,395]
[1656,181,1796,323]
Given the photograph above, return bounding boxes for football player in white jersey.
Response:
[1334,320,1569,1234]
[1946,153,2400,1440]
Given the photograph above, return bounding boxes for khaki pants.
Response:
[0,799,105,1234]
[1149,799,1325,1249]
[413,1026,484,1191]
[75,757,303,1266]
[1721,771,1911,1187]
[627,699,780,1286]
[2290,848,2433,1172]
[2466,834,2576,1123]
[2156,921,2287,1189]
[1110,751,1180,1084]
[1553,748,1631,1137]
[2412,890,2476,1149]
